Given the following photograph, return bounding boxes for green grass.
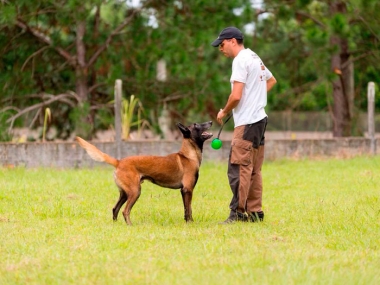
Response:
[1,156,380,285]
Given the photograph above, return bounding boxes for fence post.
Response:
[367,82,376,155]
[114,79,122,159]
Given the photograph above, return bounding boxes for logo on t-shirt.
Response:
[260,62,266,81]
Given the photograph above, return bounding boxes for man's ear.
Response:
[177,123,191,138]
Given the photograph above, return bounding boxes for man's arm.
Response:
[217,81,244,124]
[267,76,277,92]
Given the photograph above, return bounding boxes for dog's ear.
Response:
[177,123,191,138]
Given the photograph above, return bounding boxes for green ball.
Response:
[211,138,222,150]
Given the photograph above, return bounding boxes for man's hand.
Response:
[217,109,227,125]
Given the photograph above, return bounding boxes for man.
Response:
[211,27,277,223]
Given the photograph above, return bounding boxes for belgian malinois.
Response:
[76,121,213,225]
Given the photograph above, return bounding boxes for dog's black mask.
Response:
[177,121,213,147]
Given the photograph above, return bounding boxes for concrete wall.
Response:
[0,138,378,168]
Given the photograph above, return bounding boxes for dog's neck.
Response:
[179,139,203,165]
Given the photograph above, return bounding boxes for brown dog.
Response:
[76,121,213,225]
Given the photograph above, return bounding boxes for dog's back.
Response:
[119,154,185,189]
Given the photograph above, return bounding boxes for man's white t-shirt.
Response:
[230,48,273,127]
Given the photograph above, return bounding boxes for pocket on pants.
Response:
[230,139,253,166]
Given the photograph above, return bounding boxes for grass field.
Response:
[1,156,380,285]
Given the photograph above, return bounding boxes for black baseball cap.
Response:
[211,27,244,47]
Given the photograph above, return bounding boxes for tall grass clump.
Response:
[120,95,150,140]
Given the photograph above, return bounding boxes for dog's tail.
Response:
[76,137,118,167]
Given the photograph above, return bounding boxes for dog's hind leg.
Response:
[113,189,127,221]
[181,187,194,222]
[122,186,141,226]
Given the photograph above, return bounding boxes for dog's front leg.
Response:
[180,187,193,222]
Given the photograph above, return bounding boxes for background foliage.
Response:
[1,0,379,140]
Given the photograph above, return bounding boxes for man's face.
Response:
[218,39,233,58]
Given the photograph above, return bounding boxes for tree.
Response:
[257,0,380,136]
[2,1,379,140]
[1,0,253,140]
[1,1,146,138]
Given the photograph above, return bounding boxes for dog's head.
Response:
[177,121,213,147]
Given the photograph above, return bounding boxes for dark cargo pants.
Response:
[227,117,267,214]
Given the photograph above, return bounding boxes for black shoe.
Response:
[249,211,264,222]
[220,211,248,224]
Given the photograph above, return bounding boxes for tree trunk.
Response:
[341,41,355,134]
[76,20,88,102]
[74,20,93,138]
[329,1,353,137]
[75,68,88,103]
